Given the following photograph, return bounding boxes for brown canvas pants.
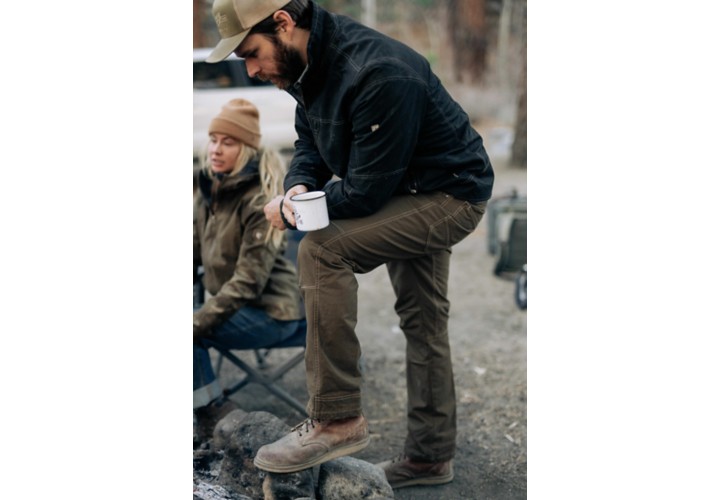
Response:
[296,191,486,462]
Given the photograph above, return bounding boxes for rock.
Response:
[216,411,314,500]
[262,472,316,500]
[213,409,248,451]
[196,400,244,448]
[193,480,254,500]
[194,411,394,499]
[317,456,394,499]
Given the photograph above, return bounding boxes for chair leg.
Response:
[212,346,307,416]
[254,349,270,369]
[214,352,224,375]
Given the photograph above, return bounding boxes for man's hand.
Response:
[264,185,309,230]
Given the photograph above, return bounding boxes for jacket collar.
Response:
[288,1,335,99]
[197,159,259,204]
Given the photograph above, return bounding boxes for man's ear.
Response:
[272,10,295,33]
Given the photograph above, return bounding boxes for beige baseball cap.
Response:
[206,0,289,63]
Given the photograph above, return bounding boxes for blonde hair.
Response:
[201,141,287,247]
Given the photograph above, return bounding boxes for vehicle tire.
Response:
[514,265,527,310]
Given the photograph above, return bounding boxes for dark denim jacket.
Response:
[284,1,494,219]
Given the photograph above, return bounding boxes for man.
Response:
[206,0,494,489]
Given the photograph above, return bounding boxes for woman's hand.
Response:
[264,195,286,230]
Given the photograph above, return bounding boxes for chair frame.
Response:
[207,337,307,416]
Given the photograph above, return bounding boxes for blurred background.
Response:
[192,0,527,170]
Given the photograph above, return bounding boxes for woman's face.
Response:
[208,133,242,174]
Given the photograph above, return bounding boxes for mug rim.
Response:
[291,191,326,202]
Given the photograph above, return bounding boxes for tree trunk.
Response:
[511,52,526,168]
[447,0,488,83]
[194,0,207,48]
[510,0,527,168]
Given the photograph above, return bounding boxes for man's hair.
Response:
[249,0,312,36]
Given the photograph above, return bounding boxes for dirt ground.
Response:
[209,157,527,500]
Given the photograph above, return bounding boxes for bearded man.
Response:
[204,0,494,490]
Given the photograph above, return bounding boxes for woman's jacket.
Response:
[193,162,303,336]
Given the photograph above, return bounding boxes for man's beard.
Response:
[269,36,306,90]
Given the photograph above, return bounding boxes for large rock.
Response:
[216,411,314,500]
[194,410,395,499]
[212,409,248,451]
[317,456,394,500]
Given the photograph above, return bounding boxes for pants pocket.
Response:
[425,197,484,252]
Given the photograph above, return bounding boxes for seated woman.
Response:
[193,98,305,438]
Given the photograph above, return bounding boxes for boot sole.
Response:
[389,471,454,489]
[253,436,371,473]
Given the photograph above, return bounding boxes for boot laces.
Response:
[291,418,319,436]
[391,454,407,464]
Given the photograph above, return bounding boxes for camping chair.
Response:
[205,326,306,415]
[486,189,527,277]
[195,230,308,416]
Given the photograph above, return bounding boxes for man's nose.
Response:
[245,60,260,78]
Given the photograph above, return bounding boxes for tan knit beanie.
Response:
[209,98,262,149]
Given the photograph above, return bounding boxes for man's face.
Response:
[235,34,305,90]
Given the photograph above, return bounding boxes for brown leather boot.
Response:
[376,455,454,489]
[253,415,370,473]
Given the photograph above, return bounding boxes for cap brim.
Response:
[205,30,250,63]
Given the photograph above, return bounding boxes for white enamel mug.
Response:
[290,191,330,231]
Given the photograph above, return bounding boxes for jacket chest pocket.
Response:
[307,114,350,169]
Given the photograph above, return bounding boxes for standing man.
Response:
[206,0,494,489]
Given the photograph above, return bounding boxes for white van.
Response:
[193,48,298,164]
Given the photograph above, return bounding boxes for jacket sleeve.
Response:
[193,197,283,335]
